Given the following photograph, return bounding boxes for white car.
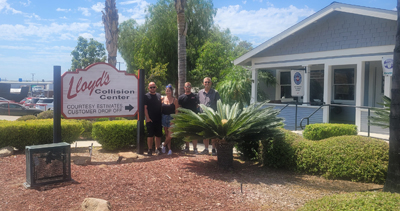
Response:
[35,98,54,111]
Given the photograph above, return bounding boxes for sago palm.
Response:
[171,100,283,168]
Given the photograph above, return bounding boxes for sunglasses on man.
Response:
[149,86,156,89]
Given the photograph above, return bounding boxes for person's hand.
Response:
[146,118,152,123]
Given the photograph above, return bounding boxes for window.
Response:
[310,70,324,103]
[280,72,291,98]
[334,68,354,100]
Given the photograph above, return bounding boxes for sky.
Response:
[0,0,396,81]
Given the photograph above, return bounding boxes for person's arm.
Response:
[144,105,151,123]
[215,91,221,103]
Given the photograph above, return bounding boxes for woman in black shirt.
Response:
[161,84,179,155]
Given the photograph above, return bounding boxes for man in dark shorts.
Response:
[198,77,221,156]
[144,82,163,155]
[178,82,199,154]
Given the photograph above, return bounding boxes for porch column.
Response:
[355,61,365,132]
[323,64,332,123]
[303,65,312,104]
[384,75,392,98]
[250,67,258,104]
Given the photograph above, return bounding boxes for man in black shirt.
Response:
[178,82,199,154]
[144,82,162,155]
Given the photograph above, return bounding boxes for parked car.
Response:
[35,98,54,111]
[23,97,40,108]
[0,102,43,116]
[19,97,32,104]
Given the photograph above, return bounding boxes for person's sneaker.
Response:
[148,149,153,156]
[156,148,162,155]
[167,149,172,155]
[211,149,217,156]
[194,148,199,154]
[200,149,209,155]
[182,147,189,153]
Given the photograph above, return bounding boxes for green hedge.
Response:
[92,120,138,150]
[299,192,400,210]
[92,120,186,151]
[0,119,82,149]
[303,123,357,140]
[261,129,303,169]
[261,131,388,184]
[295,135,388,183]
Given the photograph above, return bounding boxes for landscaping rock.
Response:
[80,198,112,211]
[71,156,91,166]
[0,146,14,157]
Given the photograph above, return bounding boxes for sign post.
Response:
[291,70,305,131]
[61,63,138,119]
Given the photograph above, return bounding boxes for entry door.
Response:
[371,63,384,108]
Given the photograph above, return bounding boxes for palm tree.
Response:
[175,0,187,95]
[102,0,118,68]
[171,100,283,168]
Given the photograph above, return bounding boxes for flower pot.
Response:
[215,141,234,169]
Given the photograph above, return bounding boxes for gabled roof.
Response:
[234,2,397,66]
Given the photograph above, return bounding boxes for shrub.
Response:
[295,135,388,184]
[0,119,82,149]
[37,110,54,119]
[299,192,400,211]
[261,129,303,168]
[92,120,137,150]
[96,118,109,122]
[16,115,37,121]
[78,120,93,140]
[115,117,127,120]
[303,123,357,140]
[235,140,261,161]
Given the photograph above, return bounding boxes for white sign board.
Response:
[62,63,138,119]
[291,70,305,97]
[382,56,393,76]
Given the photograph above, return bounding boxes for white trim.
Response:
[323,64,332,123]
[355,61,365,132]
[252,46,393,67]
[234,3,396,66]
[251,67,258,104]
[384,75,392,98]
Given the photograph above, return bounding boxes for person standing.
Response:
[199,77,220,156]
[144,82,163,155]
[161,84,179,155]
[178,82,199,154]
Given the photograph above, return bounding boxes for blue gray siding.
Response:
[266,104,323,130]
[256,12,396,57]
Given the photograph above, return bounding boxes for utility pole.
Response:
[31,73,35,82]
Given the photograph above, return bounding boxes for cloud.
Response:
[0,0,22,14]
[79,32,93,39]
[0,45,35,50]
[78,7,91,16]
[120,0,149,25]
[56,8,71,12]
[20,0,31,7]
[92,2,104,13]
[93,21,103,28]
[242,1,246,4]
[0,22,91,41]
[215,5,314,42]
[60,16,67,19]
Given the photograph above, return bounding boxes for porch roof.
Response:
[234,2,397,66]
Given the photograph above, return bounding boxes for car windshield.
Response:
[37,99,53,103]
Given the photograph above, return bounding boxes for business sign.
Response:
[382,56,393,76]
[62,63,138,119]
[291,70,305,97]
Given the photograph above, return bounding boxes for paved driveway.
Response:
[0,115,20,121]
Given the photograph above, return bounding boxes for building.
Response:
[234,2,395,134]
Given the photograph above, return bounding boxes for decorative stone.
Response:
[80,198,112,211]
[71,156,91,166]
[0,146,14,157]
[117,152,138,163]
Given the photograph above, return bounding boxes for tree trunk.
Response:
[102,0,118,68]
[175,0,186,96]
[215,141,234,169]
[384,0,400,193]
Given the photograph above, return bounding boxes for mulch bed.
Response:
[0,147,383,210]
